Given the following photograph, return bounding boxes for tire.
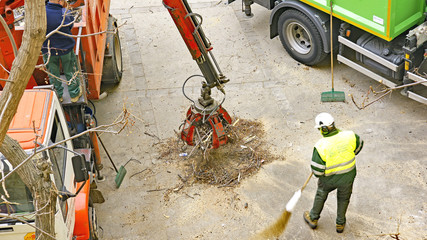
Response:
[89,205,99,240]
[102,15,123,84]
[278,10,326,66]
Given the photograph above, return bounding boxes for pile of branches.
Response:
[159,118,279,188]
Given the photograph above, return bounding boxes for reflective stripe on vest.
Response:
[315,131,356,177]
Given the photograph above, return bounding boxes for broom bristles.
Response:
[252,190,302,240]
[252,173,313,239]
[253,210,292,240]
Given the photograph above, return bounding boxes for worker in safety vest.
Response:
[303,112,363,233]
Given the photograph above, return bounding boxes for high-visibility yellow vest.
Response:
[315,131,356,176]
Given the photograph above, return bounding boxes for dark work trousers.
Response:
[309,178,354,225]
[43,51,80,98]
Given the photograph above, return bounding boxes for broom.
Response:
[96,133,129,188]
[321,0,345,102]
[253,172,313,240]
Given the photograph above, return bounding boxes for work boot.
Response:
[303,211,318,229]
[336,224,345,233]
[71,86,83,103]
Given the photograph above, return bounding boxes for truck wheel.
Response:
[89,206,99,240]
[102,15,123,84]
[278,10,326,66]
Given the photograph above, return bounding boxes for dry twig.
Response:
[158,119,279,194]
[129,168,149,179]
[350,78,427,110]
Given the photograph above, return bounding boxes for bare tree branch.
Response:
[45,7,80,40]
[0,79,13,83]
[0,93,12,125]
[350,79,427,109]
[0,13,18,56]
[0,109,131,185]
[0,64,10,74]
[0,213,55,239]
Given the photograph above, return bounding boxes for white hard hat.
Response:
[314,112,334,128]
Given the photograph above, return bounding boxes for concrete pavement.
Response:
[94,0,427,239]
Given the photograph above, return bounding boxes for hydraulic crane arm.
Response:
[163,0,232,149]
[163,0,229,105]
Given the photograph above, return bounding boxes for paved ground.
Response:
[93,0,427,239]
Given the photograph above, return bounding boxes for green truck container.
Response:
[230,0,427,105]
[300,0,426,41]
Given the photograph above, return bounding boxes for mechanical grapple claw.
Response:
[181,104,232,149]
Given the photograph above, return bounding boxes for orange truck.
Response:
[1,88,101,239]
[0,0,123,98]
[0,0,123,239]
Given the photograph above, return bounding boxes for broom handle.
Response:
[301,172,314,192]
[330,0,334,90]
[96,133,119,173]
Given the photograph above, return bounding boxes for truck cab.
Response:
[0,0,121,237]
[0,88,100,239]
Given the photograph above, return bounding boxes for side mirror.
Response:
[72,155,88,182]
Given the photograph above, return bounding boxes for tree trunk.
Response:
[0,0,46,139]
[0,0,56,239]
[0,136,56,239]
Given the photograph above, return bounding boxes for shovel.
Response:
[254,172,314,239]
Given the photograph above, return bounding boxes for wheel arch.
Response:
[73,180,91,239]
[269,0,331,53]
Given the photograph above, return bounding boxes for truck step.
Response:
[406,90,427,105]
[60,75,87,106]
[337,55,397,88]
